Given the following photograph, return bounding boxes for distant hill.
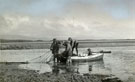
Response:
[0,35,38,40]
[0,34,135,43]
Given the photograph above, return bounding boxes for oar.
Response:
[92,50,111,53]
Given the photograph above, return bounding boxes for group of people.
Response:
[50,37,79,63]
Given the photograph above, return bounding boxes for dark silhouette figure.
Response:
[50,38,60,63]
[87,48,92,56]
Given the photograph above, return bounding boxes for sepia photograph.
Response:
[0,0,135,82]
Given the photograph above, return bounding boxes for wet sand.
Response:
[0,64,122,82]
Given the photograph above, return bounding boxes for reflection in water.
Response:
[51,63,79,74]
[19,63,52,73]
[19,60,107,75]
[52,64,60,75]
[73,60,106,74]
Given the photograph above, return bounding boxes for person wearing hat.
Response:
[50,38,60,63]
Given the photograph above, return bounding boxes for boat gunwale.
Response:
[71,53,104,62]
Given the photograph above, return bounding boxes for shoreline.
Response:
[1,45,135,50]
[1,40,135,50]
[0,63,122,82]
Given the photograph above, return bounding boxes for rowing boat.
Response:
[71,53,104,62]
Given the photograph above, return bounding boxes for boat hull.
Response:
[71,53,104,62]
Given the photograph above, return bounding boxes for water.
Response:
[0,46,135,81]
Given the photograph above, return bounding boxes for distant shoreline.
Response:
[1,39,135,43]
[1,40,135,50]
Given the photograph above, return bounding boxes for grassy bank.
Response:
[0,64,123,82]
[1,41,135,50]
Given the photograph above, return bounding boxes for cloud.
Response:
[0,0,134,39]
[0,13,134,39]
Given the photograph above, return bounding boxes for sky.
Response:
[0,0,135,40]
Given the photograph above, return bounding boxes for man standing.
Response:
[50,38,59,63]
[68,37,79,55]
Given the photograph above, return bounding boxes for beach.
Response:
[0,63,123,82]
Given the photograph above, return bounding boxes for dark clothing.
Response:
[72,41,79,52]
[59,51,69,63]
[50,41,59,54]
[50,41,60,62]
[88,50,92,56]
[69,40,79,55]
[61,41,72,63]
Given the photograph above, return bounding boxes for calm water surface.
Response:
[0,46,135,81]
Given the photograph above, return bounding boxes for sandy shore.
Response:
[0,64,122,82]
